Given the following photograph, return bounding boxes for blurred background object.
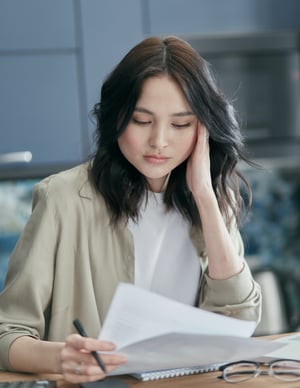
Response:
[0,179,37,289]
[252,265,300,335]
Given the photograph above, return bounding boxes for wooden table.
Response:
[1,333,298,387]
[1,368,300,388]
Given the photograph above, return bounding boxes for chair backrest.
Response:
[253,265,300,336]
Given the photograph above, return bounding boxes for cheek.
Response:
[180,130,197,156]
[118,129,140,156]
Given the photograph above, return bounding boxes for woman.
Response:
[0,36,261,382]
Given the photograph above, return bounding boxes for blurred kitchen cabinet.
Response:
[0,0,84,178]
[0,0,76,50]
[0,53,83,173]
[0,0,145,178]
[146,0,207,35]
[146,0,250,35]
[78,0,144,144]
[146,0,300,36]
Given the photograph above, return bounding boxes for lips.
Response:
[144,154,170,163]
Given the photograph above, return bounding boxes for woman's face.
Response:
[118,75,198,192]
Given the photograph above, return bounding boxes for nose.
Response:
[149,125,168,150]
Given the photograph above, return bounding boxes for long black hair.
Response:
[90,36,252,226]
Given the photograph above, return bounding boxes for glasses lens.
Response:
[271,360,300,381]
[223,362,258,383]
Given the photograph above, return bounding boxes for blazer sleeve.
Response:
[0,180,58,370]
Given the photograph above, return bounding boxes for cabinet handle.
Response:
[0,151,32,164]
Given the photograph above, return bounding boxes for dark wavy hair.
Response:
[90,35,252,227]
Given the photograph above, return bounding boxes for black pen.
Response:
[73,318,107,373]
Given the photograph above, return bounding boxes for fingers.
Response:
[197,122,209,142]
[191,122,209,160]
[60,334,126,383]
[62,361,106,383]
[62,356,126,384]
[67,333,116,352]
[186,121,212,197]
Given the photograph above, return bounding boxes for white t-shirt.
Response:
[128,192,201,306]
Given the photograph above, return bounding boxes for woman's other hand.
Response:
[186,122,213,201]
[60,334,127,383]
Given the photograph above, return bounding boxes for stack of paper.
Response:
[98,283,283,376]
[261,333,300,361]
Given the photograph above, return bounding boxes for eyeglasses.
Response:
[219,359,300,383]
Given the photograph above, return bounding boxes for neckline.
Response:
[147,191,164,205]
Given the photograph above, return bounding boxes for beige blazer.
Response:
[0,163,261,370]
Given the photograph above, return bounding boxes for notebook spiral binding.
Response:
[131,364,222,381]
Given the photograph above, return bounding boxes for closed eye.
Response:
[172,122,192,129]
[132,118,151,126]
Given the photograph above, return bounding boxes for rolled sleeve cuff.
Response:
[0,332,38,371]
[203,262,254,306]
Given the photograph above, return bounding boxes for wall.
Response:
[1,0,300,177]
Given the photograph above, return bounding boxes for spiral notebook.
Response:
[131,363,222,381]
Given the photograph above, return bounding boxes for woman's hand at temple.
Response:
[186,122,213,201]
[186,122,243,280]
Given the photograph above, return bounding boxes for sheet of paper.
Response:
[98,283,283,375]
[108,332,282,375]
[263,333,300,360]
[99,283,257,348]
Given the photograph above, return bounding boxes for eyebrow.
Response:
[134,107,195,117]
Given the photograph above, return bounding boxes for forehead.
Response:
[136,75,192,113]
